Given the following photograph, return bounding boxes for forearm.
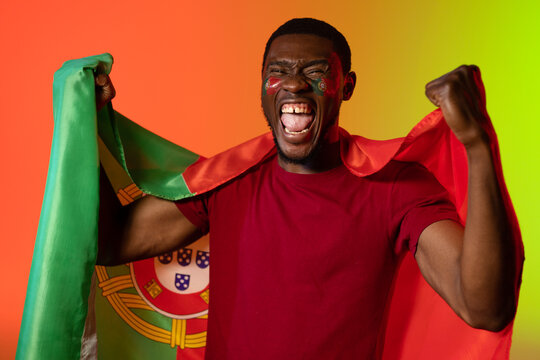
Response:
[459,139,517,330]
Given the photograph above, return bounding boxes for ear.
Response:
[343,71,356,101]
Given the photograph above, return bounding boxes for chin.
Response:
[274,136,322,165]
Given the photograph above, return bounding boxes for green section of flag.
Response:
[95,293,176,360]
[16,53,110,360]
[95,265,177,360]
[98,108,200,200]
[17,54,202,359]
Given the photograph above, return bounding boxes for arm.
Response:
[95,74,203,266]
[415,65,518,332]
[97,167,203,265]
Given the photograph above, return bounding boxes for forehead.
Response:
[264,34,336,66]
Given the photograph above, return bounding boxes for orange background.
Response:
[1,1,539,358]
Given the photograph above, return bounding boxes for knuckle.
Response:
[446,72,462,87]
[445,82,457,93]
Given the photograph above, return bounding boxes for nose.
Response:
[281,74,309,93]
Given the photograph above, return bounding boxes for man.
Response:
[96,18,519,359]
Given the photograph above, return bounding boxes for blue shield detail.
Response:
[195,250,210,269]
[177,248,192,266]
[158,252,173,264]
[175,274,191,291]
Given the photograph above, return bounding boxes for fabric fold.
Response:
[17,53,111,360]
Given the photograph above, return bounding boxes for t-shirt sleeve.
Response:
[175,194,210,235]
[390,163,460,255]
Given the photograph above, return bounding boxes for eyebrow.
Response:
[267,59,329,68]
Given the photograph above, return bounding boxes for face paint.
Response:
[306,53,342,97]
[309,78,327,96]
[260,34,348,172]
[262,76,282,96]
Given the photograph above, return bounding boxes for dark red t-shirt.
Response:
[176,156,459,359]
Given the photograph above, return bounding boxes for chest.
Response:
[207,165,398,288]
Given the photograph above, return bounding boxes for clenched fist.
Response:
[95,73,116,112]
[425,65,489,148]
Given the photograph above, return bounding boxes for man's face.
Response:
[261,34,353,165]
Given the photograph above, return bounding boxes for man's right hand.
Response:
[95,73,116,111]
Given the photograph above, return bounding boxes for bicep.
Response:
[415,219,468,320]
[103,195,203,265]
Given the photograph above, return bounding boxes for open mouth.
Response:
[280,103,315,135]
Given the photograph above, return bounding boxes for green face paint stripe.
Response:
[262,78,269,96]
[264,76,327,96]
[310,78,326,96]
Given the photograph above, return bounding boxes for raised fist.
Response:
[95,73,116,112]
[425,65,488,148]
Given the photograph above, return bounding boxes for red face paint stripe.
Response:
[263,77,282,95]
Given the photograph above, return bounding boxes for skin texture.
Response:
[97,168,202,265]
[261,34,356,174]
[95,73,115,112]
[95,36,518,332]
[416,65,517,331]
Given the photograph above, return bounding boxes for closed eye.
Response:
[267,68,288,76]
[304,69,327,79]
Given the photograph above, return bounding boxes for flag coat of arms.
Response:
[17,54,523,359]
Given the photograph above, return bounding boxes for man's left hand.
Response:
[425,65,489,148]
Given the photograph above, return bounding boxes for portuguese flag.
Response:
[17,54,523,359]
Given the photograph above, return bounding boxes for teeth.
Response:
[284,127,310,135]
[281,103,312,114]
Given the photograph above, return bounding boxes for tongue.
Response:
[281,113,313,132]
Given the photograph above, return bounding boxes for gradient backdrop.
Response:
[1,0,538,358]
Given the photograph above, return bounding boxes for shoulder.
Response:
[218,155,276,189]
[366,160,433,184]
[192,155,276,203]
[366,161,448,205]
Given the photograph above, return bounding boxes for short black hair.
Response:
[262,18,352,75]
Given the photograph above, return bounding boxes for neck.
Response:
[278,138,342,174]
